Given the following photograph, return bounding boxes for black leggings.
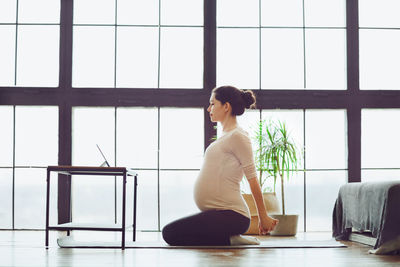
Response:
[162,210,250,246]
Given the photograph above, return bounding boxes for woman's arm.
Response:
[248,177,279,235]
[229,130,279,233]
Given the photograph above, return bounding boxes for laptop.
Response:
[96,144,111,167]
[95,144,138,176]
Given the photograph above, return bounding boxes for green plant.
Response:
[254,119,301,215]
[253,120,273,193]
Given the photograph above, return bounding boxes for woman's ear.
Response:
[224,102,232,113]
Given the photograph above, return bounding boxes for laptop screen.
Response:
[96,144,110,167]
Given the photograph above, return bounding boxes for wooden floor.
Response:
[1,230,400,267]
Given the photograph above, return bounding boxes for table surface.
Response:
[47,165,138,176]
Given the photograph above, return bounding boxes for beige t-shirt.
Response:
[193,127,257,218]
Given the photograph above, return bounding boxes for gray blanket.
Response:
[332,181,400,249]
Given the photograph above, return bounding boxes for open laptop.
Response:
[96,144,111,167]
[96,144,138,176]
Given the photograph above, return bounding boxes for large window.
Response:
[362,109,400,182]
[359,1,400,90]
[72,0,203,88]
[216,0,347,90]
[1,1,400,232]
[0,106,58,229]
[0,0,60,87]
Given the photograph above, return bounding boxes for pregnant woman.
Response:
[162,85,279,246]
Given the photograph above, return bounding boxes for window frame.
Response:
[1,0,400,231]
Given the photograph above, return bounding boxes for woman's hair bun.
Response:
[212,86,257,116]
[241,90,256,109]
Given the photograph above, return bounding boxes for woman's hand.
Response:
[258,215,279,235]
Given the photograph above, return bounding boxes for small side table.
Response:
[45,166,138,249]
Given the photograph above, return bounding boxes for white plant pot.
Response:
[269,214,299,236]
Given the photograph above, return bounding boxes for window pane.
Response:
[117,170,158,231]
[0,106,13,167]
[275,171,305,231]
[16,25,59,87]
[73,26,115,87]
[72,107,115,166]
[306,171,346,231]
[305,29,346,89]
[0,26,15,86]
[217,0,259,27]
[160,171,199,228]
[359,0,400,28]
[0,0,16,23]
[261,0,303,27]
[360,30,400,90]
[261,29,304,89]
[74,0,115,24]
[0,169,12,229]
[304,0,346,27]
[161,0,203,26]
[116,107,158,169]
[261,110,304,169]
[18,0,60,23]
[362,109,400,168]
[72,175,115,223]
[117,0,158,25]
[217,29,259,89]
[160,27,203,88]
[305,110,347,169]
[14,168,57,229]
[160,108,204,169]
[116,27,158,88]
[361,170,400,183]
[15,106,58,167]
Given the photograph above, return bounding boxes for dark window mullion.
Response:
[346,0,361,182]
[347,0,360,93]
[347,107,361,182]
[59,0,73,89]
[203,0,216,149]
[57,0,73,224]
[57,103,72,224]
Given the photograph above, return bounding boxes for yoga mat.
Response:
[57,237,346,249]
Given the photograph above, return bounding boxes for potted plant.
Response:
[259,119,301,236]
[242,120,281,235]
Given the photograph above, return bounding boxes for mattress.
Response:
[332,181,400,253]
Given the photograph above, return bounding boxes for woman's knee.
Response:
[161,224,175,245]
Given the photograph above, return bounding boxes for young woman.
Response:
[162,85,279,246]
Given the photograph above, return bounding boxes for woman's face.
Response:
[207,93,228,122]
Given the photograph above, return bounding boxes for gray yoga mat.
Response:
[57,237,347,249]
